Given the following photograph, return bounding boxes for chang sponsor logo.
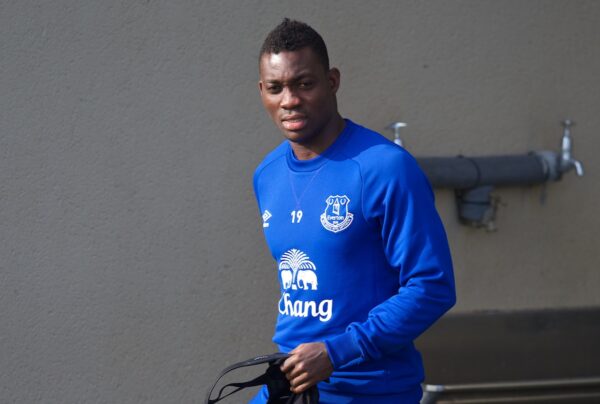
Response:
[277,249,332,322]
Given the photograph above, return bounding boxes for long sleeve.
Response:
[324,151,456,369]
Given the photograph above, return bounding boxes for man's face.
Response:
[259,47,340,145]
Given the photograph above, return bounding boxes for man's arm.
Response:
[281,150,455,392]
[325,151,456,369]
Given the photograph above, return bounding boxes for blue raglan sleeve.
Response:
[324,151,456,369]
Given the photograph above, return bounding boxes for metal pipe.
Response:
[416,154,550,189]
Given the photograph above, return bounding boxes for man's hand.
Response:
[280,342,334,394]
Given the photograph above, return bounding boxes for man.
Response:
[252,18,456,403]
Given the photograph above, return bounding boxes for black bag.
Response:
[205,353,319,404]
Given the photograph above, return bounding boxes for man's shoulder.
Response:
[254,140,288,178]
[343,120,419,175]
[343,120,433,200]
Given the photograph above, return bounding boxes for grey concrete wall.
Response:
[1,1,599,402]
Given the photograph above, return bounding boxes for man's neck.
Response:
[290,116,345,161]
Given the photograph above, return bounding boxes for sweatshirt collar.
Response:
[286,119,353,172]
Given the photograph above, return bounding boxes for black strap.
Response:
[209,373,269,403]
[205,353,290,404]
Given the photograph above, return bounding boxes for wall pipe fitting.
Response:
[389,120,584,230]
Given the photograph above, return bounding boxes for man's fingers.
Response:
[289,369,310,387]
[280,355,298,373]
[281,342,332,392]
[282,359,305,383]
[283,345,303,372]
[290,379,314,394]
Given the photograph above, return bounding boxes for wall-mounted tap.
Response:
[559,119,584,176]
[387,122,407,147]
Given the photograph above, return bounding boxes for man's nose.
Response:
[280,87,301,109]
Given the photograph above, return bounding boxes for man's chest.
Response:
[258,165,370,258]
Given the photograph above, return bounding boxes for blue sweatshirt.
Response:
[253,119,456,399]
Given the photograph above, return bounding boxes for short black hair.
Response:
[259,18,330,71]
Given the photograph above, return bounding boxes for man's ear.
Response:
[328,68,341,94]
[258,80,264,94]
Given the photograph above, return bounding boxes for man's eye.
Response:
[299,81,314,89]
[267,85,282,93]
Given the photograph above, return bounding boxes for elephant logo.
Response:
[278,249,318,291]
[320,195,353,233]
[280,269,293,290]
[297,269,318,290]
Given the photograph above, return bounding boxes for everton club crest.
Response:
[320,195,354,233]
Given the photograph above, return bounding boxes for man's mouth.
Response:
[281,115,307,131]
